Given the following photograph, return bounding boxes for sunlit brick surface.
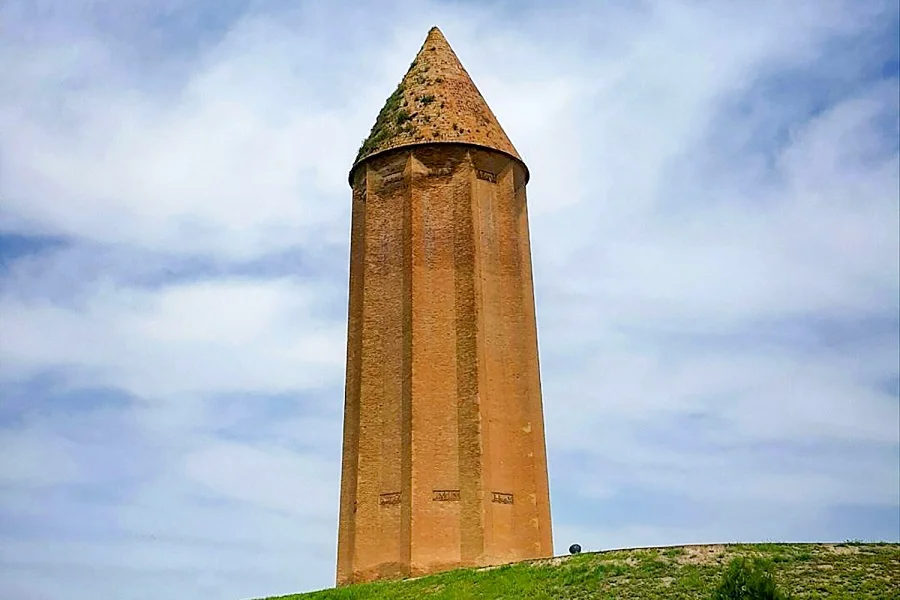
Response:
[337,28,552,587]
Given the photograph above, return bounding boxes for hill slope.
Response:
[260,543,899,600]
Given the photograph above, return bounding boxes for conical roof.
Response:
[351,27,525,182]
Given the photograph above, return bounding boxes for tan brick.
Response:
[336,28,552,587]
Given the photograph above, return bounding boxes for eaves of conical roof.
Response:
[350,27,526,183]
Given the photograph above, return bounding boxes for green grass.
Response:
[258,543,900,600]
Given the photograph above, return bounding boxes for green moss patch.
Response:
[355,82,408,163]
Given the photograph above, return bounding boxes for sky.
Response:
[0,0,898,598]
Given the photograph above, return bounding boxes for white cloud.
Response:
[0,277,346,396]
[0,427,85,487]
[1,10,371,259]
[183,440,337,517]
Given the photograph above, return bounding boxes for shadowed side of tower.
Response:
[337,27,552,586]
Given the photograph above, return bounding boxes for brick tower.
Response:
[336,27,553,585]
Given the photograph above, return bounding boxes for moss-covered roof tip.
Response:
[351,26,522,175]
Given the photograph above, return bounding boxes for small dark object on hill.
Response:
[568,544,582,555]
[712,557,791,600]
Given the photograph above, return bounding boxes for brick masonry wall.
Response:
[336,145,552,586]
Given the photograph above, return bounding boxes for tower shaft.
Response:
[337,27,552,586]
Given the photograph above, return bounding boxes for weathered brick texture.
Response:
[337,28,552,587]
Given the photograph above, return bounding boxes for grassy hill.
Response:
[260,543,899,600]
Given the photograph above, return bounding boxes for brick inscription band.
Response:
[432,490,461,502]
[476,169,497,183]
[429,166,453,177]
[379,492,401,506]
[492,492,514,505]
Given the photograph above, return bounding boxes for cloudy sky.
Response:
[1,0,898,598]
